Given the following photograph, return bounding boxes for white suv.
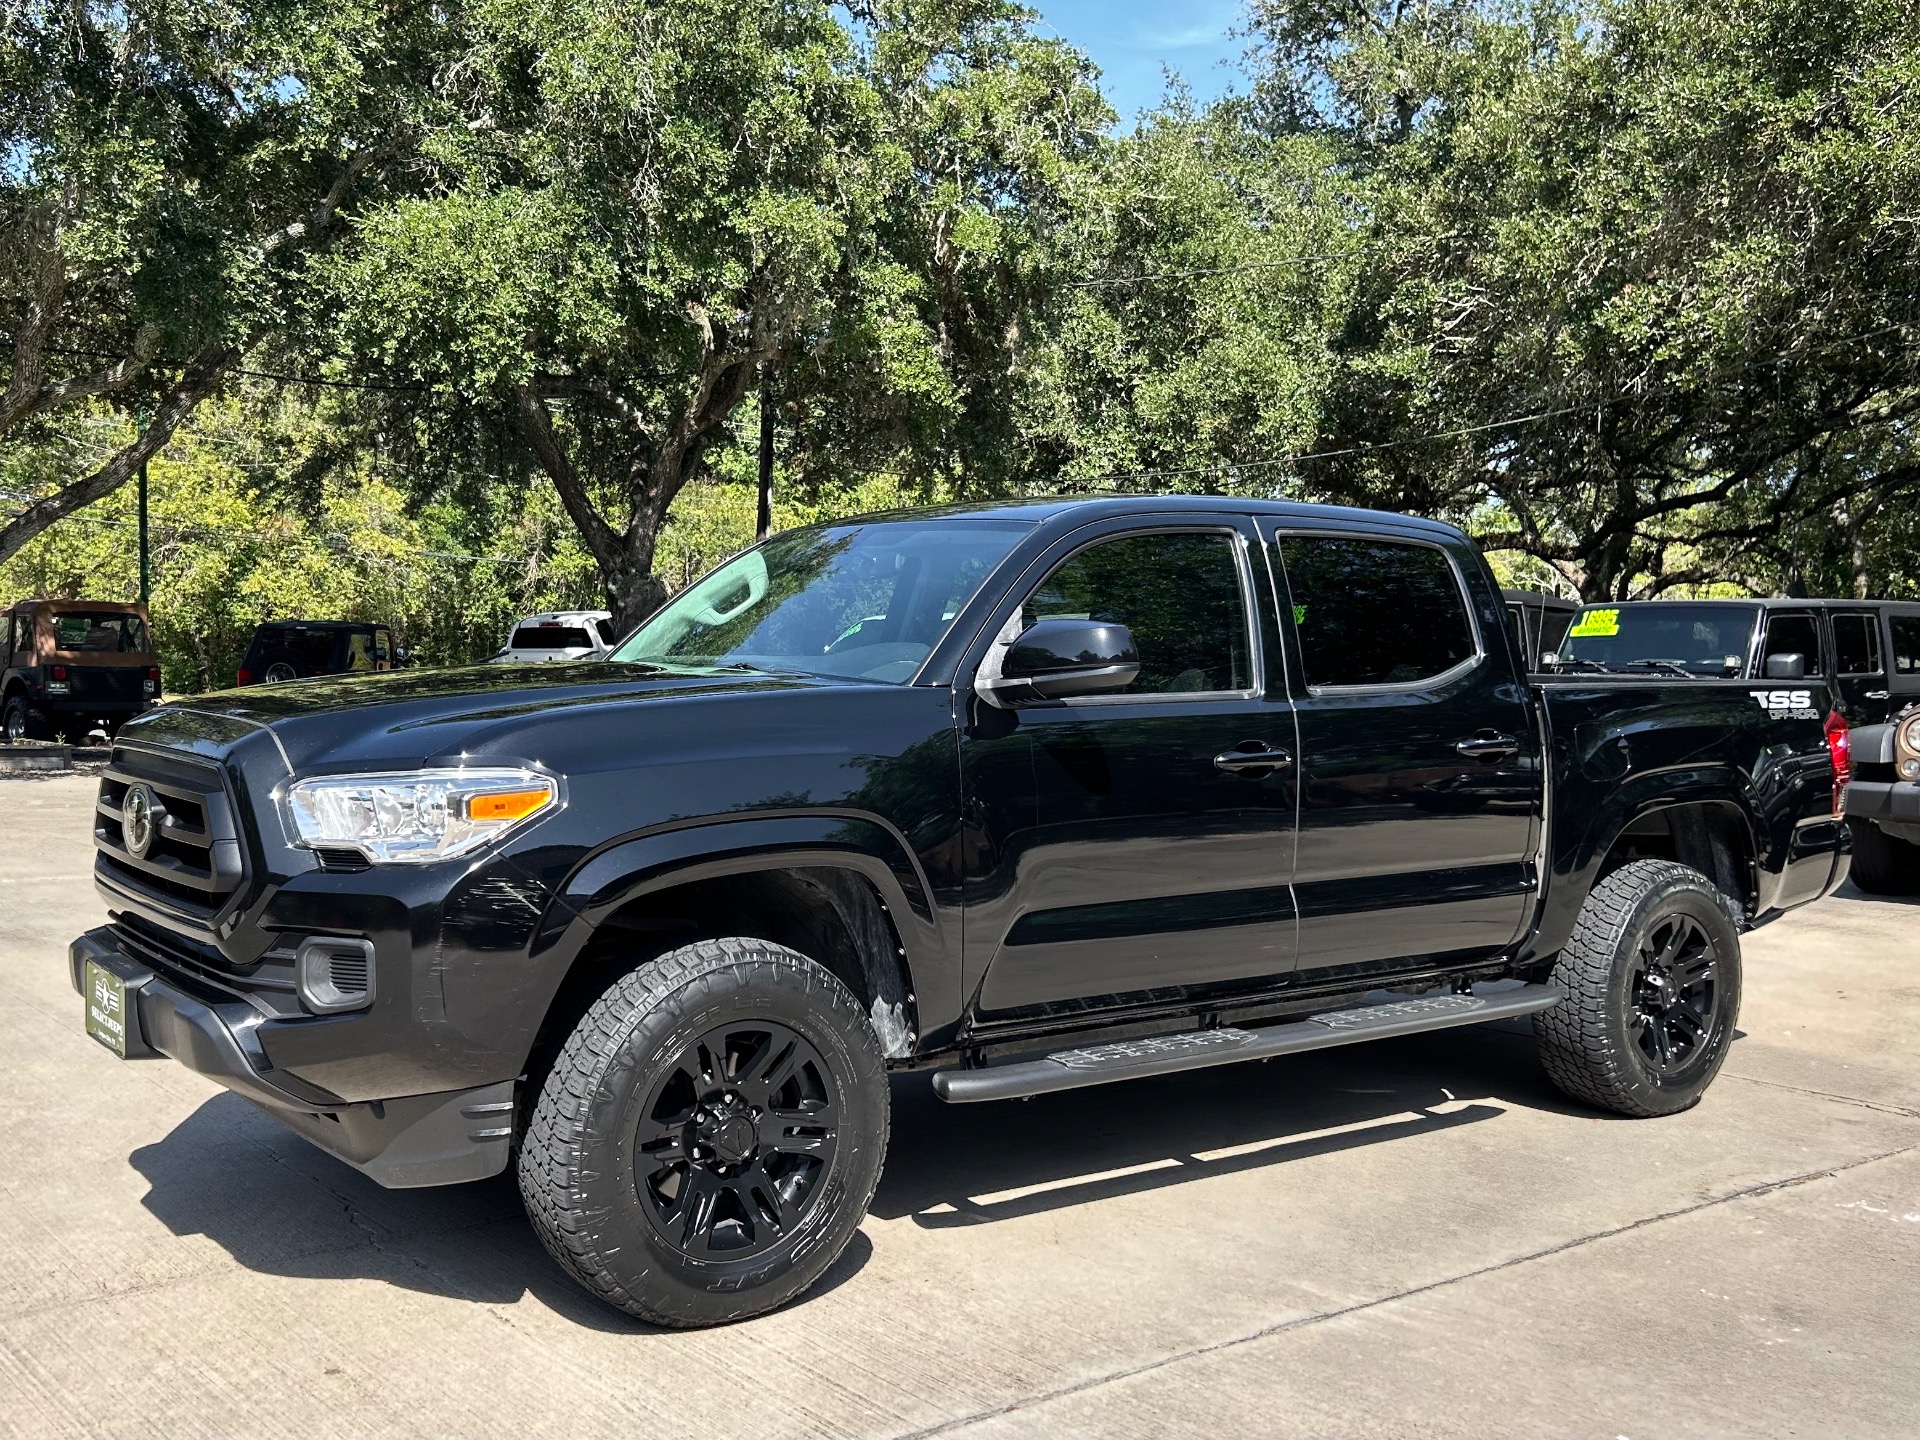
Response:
[487,610,620,664]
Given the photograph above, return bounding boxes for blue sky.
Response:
[1032,0,1246,124]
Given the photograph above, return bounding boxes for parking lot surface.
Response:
[2,772,1916,1437]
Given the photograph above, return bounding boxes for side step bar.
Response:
[932,984,1561,1104]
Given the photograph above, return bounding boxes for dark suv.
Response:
[1554,597,1920,891]
[236,621,399,686]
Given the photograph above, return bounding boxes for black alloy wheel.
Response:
[1626,912,1723,1076]
[633,1020,839,1262]
[2,697,26,744]
[1535,858,1743,1117]
[519,936,888,1328]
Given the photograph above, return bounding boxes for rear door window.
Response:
[1278,536,1476,688]
[1020,531,1253,695]
[1761,613,1825,675]
[1889,615,1920,680]
[1831,613,1882,676]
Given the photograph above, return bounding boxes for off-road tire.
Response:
[1847,819,1920,896]
[1534,859,1742,1118]
[519,937,888,1328]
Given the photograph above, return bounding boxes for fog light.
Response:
[296,937,375,1013]
[1901,758,1919,779]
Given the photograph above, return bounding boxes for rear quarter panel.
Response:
[1529,679,1843,960]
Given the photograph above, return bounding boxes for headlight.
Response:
[282,768,559,864]
[1900,713,1920,756]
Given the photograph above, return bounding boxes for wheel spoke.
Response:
[1673,948,1716,986]
[764,1105,837,1156]
[1654,922,1686,969]
[634,1119,687,1165]
[679,1173,721,1251]
[746,1163,792,1235]
[742,1037,801,1105]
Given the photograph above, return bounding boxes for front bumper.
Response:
[70,926,514,1188]
[1848,779,1920,827]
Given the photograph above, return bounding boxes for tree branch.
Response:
[0,342,236,569]
[257,147,381,259]
[512,385,623,569]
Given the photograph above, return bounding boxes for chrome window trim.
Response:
[1270,527,1485,696]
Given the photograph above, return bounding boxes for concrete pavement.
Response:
[1,772,1915,1437]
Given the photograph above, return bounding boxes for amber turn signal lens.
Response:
[466,788,552,822]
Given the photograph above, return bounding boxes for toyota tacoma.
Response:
[72,497,1850,1326]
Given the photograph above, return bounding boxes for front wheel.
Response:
[1534,859,1742,1117]
[519,937,889,1327]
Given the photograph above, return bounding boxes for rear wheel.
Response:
[519,937,888,1327]
[1534,859,1742,1117]
[1847,819,1920,896]
[2,694,47,743]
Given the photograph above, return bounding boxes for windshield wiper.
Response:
[1615,659,1697,678]
[1545,656,1613,674]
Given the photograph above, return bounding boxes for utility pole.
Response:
[136,409,150,607]
[756,362,775,542]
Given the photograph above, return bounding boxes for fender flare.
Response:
[530,811,954,1047]
[1570,767,1764,889]
[1527,764,1765,963]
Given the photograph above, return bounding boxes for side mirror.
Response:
[979,618,1140,707]
[1764,652,1807,680]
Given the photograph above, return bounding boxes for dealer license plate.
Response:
[84,959,134,1057]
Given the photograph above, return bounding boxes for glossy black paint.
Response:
[78,496,1847,1179]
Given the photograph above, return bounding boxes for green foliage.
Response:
[9,0,1918,634]
[0,394,604,690]
[319,0,1107,626]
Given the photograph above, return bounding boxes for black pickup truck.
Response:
[71,497,1849,1327]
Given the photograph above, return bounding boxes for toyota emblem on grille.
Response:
[123,783,159,860]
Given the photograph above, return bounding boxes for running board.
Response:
[932,985,1561,1104]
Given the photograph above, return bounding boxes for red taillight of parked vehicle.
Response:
[235,668,254,686]
[1825,708,1851,819]
[147,666,162,684]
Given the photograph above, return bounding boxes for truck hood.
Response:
[120,661,872,773]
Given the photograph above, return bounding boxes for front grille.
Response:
[94,744,248,919]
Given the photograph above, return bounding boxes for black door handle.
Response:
[1213,742,1293,774]
[1455,733,1518,762]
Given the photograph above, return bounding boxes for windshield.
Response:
[48,611,149,654]
[613,519,1031,683]
[1558,604,1759,676]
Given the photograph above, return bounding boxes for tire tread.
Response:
[518,936,886,1327]
[1534,859,1736,1118]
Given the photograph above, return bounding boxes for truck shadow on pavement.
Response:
[127,1098,874,1332]
[874,1021,1584,1226]
[126,1020,1592,1322]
